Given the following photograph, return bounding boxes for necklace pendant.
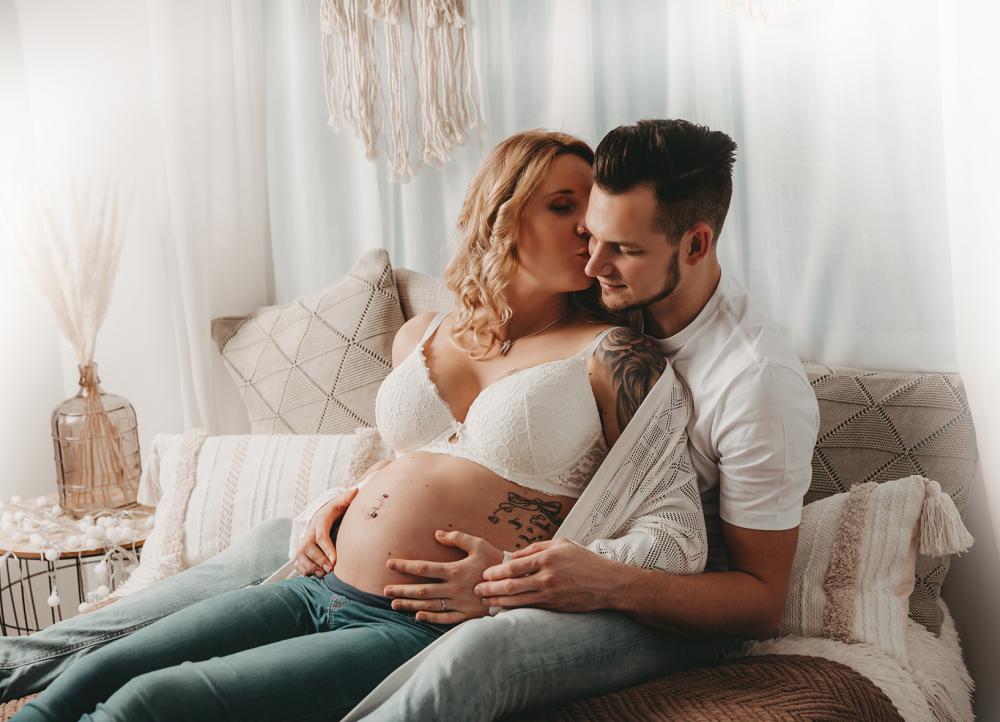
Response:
[499,340,512,356]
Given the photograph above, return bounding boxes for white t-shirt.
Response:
[653,272,819,571]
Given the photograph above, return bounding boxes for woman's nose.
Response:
[575,224,591,241]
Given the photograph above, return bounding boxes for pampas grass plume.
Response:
[9,182,131,366]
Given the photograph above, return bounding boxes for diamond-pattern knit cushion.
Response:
[212,248,404,434]
[804,364,977,634]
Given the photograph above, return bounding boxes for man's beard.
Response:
[600,245,681,314]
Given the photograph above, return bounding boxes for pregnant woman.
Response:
[14,130,669,722]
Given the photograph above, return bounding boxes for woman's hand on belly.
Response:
[293,487,359,577]
[383,530,504,625]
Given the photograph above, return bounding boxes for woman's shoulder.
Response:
[391,311,444,366]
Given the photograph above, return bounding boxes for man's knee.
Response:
[238,516,292,563]
[247,516,292,544]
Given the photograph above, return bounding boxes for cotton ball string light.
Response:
[1,492,153,623]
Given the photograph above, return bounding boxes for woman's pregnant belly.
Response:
[332,452,576,596]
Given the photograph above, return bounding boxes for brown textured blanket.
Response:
[507,654,903,722]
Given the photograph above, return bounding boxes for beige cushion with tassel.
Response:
[779,475,972,663]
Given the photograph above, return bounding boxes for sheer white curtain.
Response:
[264,0,957,373]
[0,0,271,498]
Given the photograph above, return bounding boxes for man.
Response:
[351,119,820,720]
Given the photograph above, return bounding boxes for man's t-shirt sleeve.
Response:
[714,361,819,530]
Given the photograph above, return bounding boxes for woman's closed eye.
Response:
[549,203,575,214]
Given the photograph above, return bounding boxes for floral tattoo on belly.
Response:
[488,493,563,548]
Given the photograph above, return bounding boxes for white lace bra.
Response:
[374,312,615,498]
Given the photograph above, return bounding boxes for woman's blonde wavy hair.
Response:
[446,130,608,358]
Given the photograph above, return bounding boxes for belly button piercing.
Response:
[368,493,389,518]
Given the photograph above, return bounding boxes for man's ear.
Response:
[684,223,715,264]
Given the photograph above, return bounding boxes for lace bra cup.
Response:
[374,312,614,498]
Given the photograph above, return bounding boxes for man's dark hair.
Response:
[594,119,737,243]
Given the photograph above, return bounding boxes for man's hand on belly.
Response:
[475,538,618,613]
[383,530,503,624]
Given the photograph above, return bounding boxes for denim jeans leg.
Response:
[78,597,448,722]
[0,517,292,701]
[11,577,440,722]
[360,608,738,722]
[15,574,335,722]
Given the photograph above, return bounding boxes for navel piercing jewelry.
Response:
[368,493,389,518]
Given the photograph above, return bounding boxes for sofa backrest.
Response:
[393,268,452,319]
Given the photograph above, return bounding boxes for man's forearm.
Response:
[609,563,782,639]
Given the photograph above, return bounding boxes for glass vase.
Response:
[51,363,141,518]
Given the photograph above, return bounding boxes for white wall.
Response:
[939,0,1000,717]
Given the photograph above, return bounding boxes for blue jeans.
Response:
[0,518,292,702]
[15,574,452,722]
[355,608,740,722]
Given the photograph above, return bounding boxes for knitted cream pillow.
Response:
[780,475,972,664]
[211,248,404,434]
[123,428,388,595]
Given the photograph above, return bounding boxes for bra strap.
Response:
[578,326,619,358]
[417,311,450,345]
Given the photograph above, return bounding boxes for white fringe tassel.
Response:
[320,0,481,181]
[919,478,974,558]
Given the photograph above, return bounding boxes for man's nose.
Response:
[584,241,611,278]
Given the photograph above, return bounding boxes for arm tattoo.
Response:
[487,493,563,549]
[596,327,667,431]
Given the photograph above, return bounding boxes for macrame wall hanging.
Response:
[321,0,482,182]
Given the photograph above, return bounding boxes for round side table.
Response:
[0,536,146,636]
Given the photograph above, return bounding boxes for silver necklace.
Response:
[498,309,570,356]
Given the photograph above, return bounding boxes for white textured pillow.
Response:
[211,248,404,434]
[123,429,387,594]
[780,475,972,663]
